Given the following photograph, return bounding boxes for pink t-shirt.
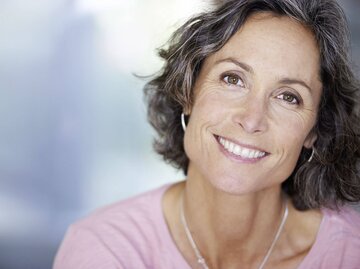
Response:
[53,184,360,269]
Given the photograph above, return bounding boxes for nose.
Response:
[232,94,269,134]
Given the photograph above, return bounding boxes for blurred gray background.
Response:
[0,0,359,269]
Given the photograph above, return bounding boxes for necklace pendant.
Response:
[198,257,206,264]
[197,257,209,269]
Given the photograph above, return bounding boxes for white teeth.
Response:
[218,136,266,159]
[242,148,250,157]
[229,143,235,152]
[233,145,241,155]
[220,137,224,145]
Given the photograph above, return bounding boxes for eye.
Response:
[276,92,301,105]
[222,74,244,87]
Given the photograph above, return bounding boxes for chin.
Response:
[205,172,263,196]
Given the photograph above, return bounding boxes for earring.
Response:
[181,113,186,131]
[308,147,315,162]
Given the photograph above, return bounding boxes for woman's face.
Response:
[184,13,323,194]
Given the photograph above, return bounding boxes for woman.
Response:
[54,0,360,268]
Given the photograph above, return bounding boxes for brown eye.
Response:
[284,94,295,102]
[223,74,244,87]
[277,92,300,105]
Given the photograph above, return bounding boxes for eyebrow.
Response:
[215,57,313,92]
[215,57,254,74]
[278,78,312,93]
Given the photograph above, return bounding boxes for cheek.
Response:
[190,88,228,126]
[184,89,226,159]
[266,112,314,182]
[272,110,314,157]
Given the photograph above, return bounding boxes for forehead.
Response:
[202,12,321,87]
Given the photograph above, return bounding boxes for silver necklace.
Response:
[180,193,289,269]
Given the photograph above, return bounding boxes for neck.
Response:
[182,167,286,268]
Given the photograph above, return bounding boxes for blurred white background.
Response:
[0,0,359,268]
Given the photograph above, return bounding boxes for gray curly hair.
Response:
[144,0,360,210]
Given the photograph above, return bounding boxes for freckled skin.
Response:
[184,13,323,194]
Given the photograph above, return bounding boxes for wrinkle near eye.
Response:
[194,77,218,98]
[286,110,314,130]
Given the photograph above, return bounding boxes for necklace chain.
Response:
[180,193,289,269]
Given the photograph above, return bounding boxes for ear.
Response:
[303,131,317,149]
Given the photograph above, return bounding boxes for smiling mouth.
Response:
[216,135,268,160]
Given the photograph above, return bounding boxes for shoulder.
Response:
[299,206,360,269]
[73,183,171,240]
[78,183,170,228]
[322,206,360,238]
[53,184,173,269]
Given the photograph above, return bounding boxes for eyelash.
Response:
[276,91,302,105]
[221,73,245,87]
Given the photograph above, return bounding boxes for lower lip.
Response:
[215,136,268,163]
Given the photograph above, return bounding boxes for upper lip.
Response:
[215,135,269,153]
